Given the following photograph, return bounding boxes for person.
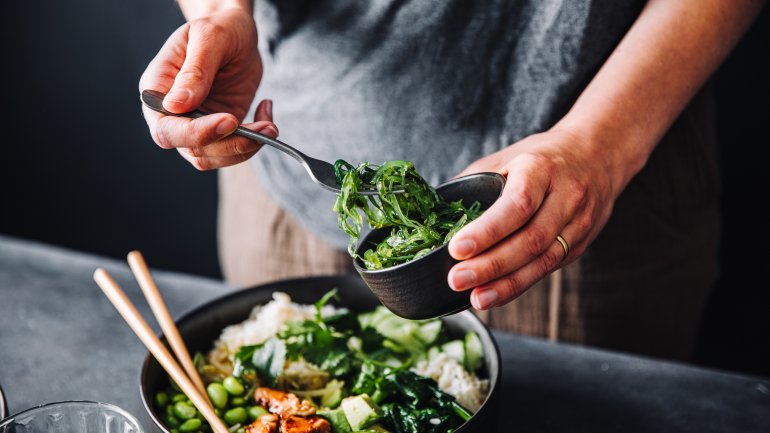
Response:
[139,0,766,361]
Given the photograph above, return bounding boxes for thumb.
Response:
[163,23,226,113]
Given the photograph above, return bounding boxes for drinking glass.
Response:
[0,401,143,432]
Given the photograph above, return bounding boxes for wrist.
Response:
[551,112,652,199]
[178,0,252,21]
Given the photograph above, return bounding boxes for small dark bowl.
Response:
[140,276,501,433]
[354,172,505,320]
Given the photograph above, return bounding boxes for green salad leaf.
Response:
[333,159,483,270]
[249,338,287,387]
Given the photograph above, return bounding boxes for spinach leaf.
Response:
[333,159,482,269]
[233,345,258,378]
[249,338,287,387]
[359,366,471,433]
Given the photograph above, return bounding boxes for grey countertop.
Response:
[0,235,768,432]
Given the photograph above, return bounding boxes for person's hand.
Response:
[139,8,277,170]
[447,128,621,310]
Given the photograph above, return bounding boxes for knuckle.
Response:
[191,157,210,171]
[483,255,507,281]
[177,63,208,85]
[481,223,501,246]
[187,145,204,158]
[228,139,246,156]
[521,152,552,172]
[497,275,520,301]
[566,180,589,206]
[507,189,537,220]
[539,248,563,273]
[189,119,217,147]
[194,21,224,40]
[523,225,548,257]
[153,124,172,149]
[574,216,593,236]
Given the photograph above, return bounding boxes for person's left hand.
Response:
[447,127,621,310]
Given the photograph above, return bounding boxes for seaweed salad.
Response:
[333,160,482,270]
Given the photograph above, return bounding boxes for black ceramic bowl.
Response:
[354,173,506,320]
[140,276,501,433]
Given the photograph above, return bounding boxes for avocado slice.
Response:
[464,331,483,372]
[340,394,382,430]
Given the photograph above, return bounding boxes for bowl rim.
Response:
[353,171,505,275]
[139,275,502,433]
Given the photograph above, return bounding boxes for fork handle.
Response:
[140,89,308,164]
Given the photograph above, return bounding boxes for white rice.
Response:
[207,292,340,368]
[411,353,489,413]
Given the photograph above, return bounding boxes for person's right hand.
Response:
[139,8,278,170]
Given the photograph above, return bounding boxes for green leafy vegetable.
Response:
[333,159,482,269]
[249,338,287,387]
[352,362,471,433]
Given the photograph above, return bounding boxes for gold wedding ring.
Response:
[556,234,569,261]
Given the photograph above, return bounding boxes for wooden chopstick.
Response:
[93,268,229,433]
[127,251,211,406]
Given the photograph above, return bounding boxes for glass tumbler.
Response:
[0,401,143,433]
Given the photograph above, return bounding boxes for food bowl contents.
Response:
[153,291,489,433]
[333,160,483,270]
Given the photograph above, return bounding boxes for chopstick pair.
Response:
[93,251,230,433]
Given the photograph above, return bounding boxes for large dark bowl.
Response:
[354,173,505,320]
[140,276,501,433]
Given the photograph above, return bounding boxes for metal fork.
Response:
[141,89,381,195]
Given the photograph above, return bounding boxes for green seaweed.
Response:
[333,160,481,270]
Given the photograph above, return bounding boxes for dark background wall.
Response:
[1,1,767,376]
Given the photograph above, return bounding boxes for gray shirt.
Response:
[251,0,645,249]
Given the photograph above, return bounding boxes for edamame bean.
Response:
[223,377,244,396]
[206,383,228,409]
[223,407,248,426]
[248,405,268,421]
[235,429,245,433]
[173,402,197,420]
[230,397,245,407]
[156,392,169,408]
[165,414,180,428]
[179,418,202,432]
[172,394,188,403]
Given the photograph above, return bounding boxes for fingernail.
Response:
[452,239,476,258]
[216,118,237,136]
[451,269,476,291]
[265,100,273,118]
[472,289,498,310]
[166,89,190,105]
